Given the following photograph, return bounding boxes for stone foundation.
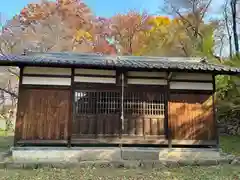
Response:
[12,147,220,163]
[12,147,122,163]
[0,147,238,169]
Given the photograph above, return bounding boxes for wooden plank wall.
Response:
[15,88,70,141]
[168,93,215,141]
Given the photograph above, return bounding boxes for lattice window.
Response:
[75,88,165,116]
[124,91,165,116]
[75,91,120,115]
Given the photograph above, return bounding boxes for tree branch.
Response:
[7,68,19,77]
[0,88,18,98]
[200,0,213,20]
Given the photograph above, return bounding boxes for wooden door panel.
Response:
[16,88,70,141]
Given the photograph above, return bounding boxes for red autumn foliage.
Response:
[110,11,150,54]
[93,36,117,55]
[20,0,93,31]
[17,1,151,55]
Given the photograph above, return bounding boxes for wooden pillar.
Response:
[14,66,23,146]
[212,74,219,149]
[165,72,171,148]
[68,68,74,147]
[116,71,126,140]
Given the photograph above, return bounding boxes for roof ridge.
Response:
[120,56,203,62]
[24,52,204,62]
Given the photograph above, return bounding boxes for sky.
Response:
[0,0,162,23]
[0,0,225,24]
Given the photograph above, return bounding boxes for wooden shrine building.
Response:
[0,52,239,148]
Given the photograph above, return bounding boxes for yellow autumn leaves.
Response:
[74,29,92,42]
[73,16,173,45]
[148,16,171,27]
[135,16,174,56]
[72,15,207,57]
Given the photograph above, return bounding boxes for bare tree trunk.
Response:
[229,36,233,58]
[0,90,5,115]
[224,0,233,58]
[219,35,225,58]
[230,0,239,57]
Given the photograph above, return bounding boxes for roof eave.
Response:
[0,61,239,75]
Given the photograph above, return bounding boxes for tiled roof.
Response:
[0,52,239,74]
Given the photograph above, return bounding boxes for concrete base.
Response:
[12,147,220,163]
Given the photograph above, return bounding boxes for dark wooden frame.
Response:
[20,84,71,90]
[17,140,68,146]
[169,89,213,94]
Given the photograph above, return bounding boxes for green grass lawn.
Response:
[220,135,240,156]
[0,134,240,179]
[0,165,239,180]
[0,130,13,152]
[0,165,240,180]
